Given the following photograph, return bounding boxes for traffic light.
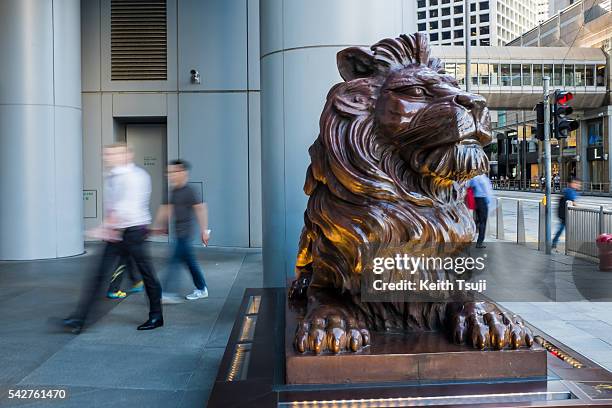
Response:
[553,90,579,139]
[535,102,545,141]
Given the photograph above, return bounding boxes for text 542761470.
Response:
[7,389,67,399]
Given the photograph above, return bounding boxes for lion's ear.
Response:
[337,47,377,81]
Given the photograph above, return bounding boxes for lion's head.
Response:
[297,33,491,293]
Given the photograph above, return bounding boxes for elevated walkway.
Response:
[431,46,608,109]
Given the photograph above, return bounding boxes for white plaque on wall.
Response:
[83,190,97,219]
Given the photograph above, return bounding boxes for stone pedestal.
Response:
[285,304,548,384]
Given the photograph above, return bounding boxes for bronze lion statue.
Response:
[289,33,533,354]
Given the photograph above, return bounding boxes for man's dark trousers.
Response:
[76,226,162,322]
[474,197,488,244]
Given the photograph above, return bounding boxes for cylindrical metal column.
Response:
[0,0,82,260]
[259,0,414,286]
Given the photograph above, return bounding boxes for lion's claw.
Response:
[450,302,533,350]
[294,312,370,354]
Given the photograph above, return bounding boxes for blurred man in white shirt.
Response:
[64,143,163,333]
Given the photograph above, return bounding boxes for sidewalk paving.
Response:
[494,242,612,372]
[0,243,262,408]
[1,240,612,407]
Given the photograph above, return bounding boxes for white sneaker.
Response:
[162,293,183,304]
[186,288,208,300]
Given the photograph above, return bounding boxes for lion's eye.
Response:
[403,86,426,97]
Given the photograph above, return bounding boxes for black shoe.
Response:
[62,318,84,334]
[137,317,164,330]
[475,243,486,248]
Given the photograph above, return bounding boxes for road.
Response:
[496,190,612,209]
[489,190,612,244]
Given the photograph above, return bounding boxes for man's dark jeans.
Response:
[163,237,207,293]
[475,197,488,244]
[553,220,566,247]
[75,226,162,322]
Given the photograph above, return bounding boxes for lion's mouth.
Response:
[459,138,479,146]
[459,128,490,147]
[420,141,489,185]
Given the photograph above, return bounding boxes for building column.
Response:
[0,0,82,260]
[580,120,589,185]
[259,0,413,286]
[607,112,612,192]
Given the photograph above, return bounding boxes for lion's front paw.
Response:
[294,311,370,354]
[450,302,534,350]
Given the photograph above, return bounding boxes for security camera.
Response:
[190,69,200,84]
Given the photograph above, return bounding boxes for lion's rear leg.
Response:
[289,225,314,301]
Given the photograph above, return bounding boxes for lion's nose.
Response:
[455,93,486,112]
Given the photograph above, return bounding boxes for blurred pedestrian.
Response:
[152,160,210,303]
[553,173,560,192]
[467,173,494,249]
[552,177,581,250]
[63,143,163,333]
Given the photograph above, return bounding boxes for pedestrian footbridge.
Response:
[431,46,608,110]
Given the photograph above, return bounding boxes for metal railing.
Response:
[492,197,612,258]
[493,180,611,195]
[566,204,612,258]
[491,197,542,246]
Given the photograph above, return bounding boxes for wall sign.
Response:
[83,190,98,219]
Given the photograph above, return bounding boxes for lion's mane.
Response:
[296,33,482,297]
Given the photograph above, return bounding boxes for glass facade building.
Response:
[498,0,612,192]
[417,0,539,46]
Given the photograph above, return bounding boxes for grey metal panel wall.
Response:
[177,0,247,91]
[80,0,262,248]
[247,0,262,246]
[247,0,261,90]
[55,107,83,257]
[248,92,262,247]
[81,0,101,92]
[82,93,103,231]
[178,93,250,247]
[0,0,82,260]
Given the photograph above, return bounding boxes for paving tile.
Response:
[581,350,612,364]
[561,337,612,353]
[74,297,224,350]
[178,388,212,408]
[205,297,244,348]
[18,342,200,391]
[184,347,225,391]
[0,341,65,386]
[566,320,612,338]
